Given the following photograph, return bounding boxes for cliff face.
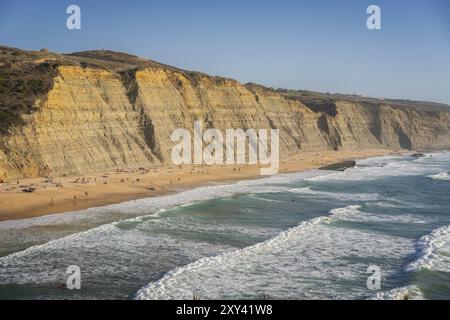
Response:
[0,48,449,179]
[131,68,329,162]
[314,101,450,151]
[0,66,158,178]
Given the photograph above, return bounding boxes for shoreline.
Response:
[0,149,398,222]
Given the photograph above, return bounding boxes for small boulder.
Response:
[411,153,425,158]
[319,160,356,171]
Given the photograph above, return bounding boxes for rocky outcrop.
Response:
[319,160,356,171]
[0,47,449,179]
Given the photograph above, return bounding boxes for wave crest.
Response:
[134,205,361,300]
[370,285,425,300]
[405,225,450,272]
[427,171,450,182]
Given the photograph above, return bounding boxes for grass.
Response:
[0,48,60,133]
[0,46,140,134]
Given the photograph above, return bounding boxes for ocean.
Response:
[0,152,449,300]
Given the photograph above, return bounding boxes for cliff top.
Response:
[276,88,450,114]
[243,82,450,114]
[1,45,449,134]
[0,45,233,133]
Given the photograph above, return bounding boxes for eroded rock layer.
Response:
[1,48,449,179]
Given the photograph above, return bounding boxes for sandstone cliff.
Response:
[0,46,449,179]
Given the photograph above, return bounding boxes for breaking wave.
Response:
[135,205,413,300]
[405,225,450,273]
[427,171,450,182]
[370,285,425,300]
[289,187,379,201]
[306,158,442,182]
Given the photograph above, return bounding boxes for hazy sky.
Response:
[1,0,449,104]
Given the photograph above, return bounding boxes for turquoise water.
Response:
[0,153,449,300]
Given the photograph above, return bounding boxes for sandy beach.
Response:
[0,149,397,221]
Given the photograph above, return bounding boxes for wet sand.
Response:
[0,149,397,221]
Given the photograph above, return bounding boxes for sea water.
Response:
[0,152,449,300]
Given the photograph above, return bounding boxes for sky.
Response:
[1,0,449,104]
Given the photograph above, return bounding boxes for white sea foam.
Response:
[327,205,362,220]
[0,219,240,285]
[335,204,430,224]
[356,213,428,224]
[289,187,379,201]
[248,194,285,203]
[135,205,413,300]
[0,195,285,286]
[370,285,425,300]
[412,151,450,164]
[427,171,450,182]
[306,154,446,182]
[405,225,450,273]
[134,215,282,239]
